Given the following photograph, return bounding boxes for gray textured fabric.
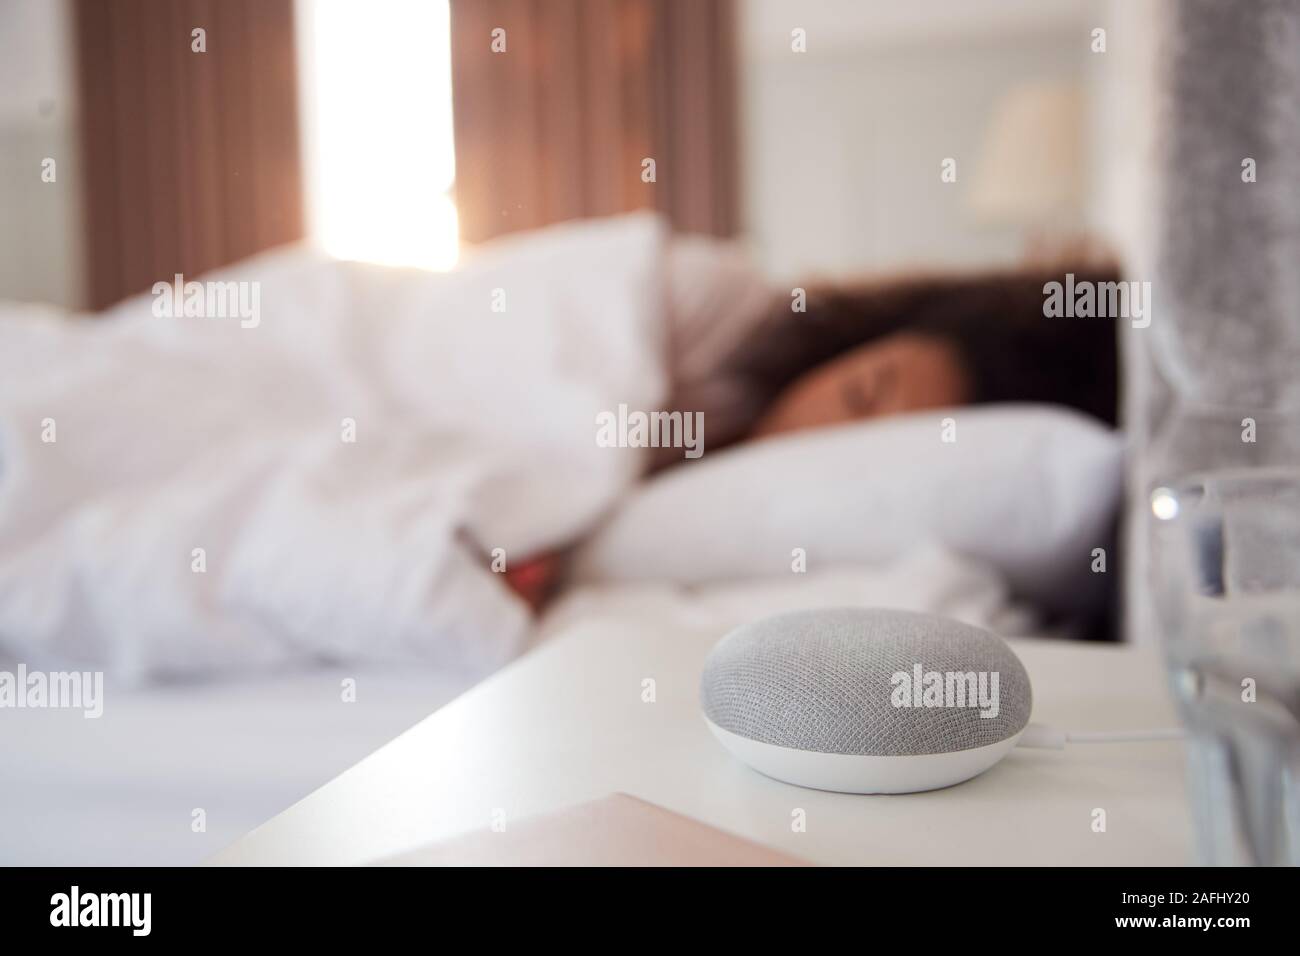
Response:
[1152,0,1300,410]
[700,608,1031,756]
[1124,0,1300,643]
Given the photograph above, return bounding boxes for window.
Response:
[298,0,458,270]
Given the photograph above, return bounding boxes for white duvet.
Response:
[0,215,668,682]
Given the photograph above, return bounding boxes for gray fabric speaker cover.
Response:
[700,608,1032,756]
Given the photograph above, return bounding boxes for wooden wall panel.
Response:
[74,0,303,310]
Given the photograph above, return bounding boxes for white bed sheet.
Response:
[0,664,474,866]
[537,545,1041,649]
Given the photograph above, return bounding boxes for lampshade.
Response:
[968,83,1085,226]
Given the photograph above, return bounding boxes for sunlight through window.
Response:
[298,0,458,270]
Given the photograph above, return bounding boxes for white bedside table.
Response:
[212,609,1193,866]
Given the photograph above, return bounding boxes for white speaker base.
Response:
[705,718,1023,794]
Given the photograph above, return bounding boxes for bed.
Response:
[0,216,1122,866]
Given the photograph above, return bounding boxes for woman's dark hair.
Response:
[722,266,1121,430]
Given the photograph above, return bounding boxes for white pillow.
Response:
[571,405,1124,611]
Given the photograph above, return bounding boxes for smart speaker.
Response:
[700,607,1033,793]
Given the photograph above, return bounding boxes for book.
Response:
[380,792,809,867]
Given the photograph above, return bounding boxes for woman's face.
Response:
[751,332,972,439]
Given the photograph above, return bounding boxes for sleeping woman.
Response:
[505,240,1121,609]
[667,255,1120,453]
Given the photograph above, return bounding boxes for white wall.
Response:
[738,0,1098,281]
[0,0,85,309]
[1083,0,1163,276]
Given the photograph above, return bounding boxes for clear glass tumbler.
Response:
[1149,469,1300,866]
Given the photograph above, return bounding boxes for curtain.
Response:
[449,0,737,243]
[73,0,303,310]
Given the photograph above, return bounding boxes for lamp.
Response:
[968,82,1094,263]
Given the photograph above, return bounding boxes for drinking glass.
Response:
[1149,469,1300,865]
